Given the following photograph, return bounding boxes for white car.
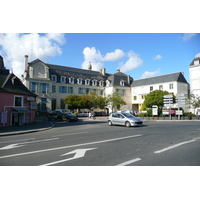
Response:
[76,111,88,117]
[108,112,143,127]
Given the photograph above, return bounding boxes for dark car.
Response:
[64,113,78,122]
[47,111,63,121]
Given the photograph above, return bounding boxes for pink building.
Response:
[0,55,37,127]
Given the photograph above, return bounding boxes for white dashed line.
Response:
[116,158,141,166]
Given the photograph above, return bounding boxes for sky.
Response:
[0,33,199,83]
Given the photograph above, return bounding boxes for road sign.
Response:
[164,95,173,98]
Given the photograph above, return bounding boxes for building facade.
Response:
[0,56,37,127]
[22,55,192,114]
[131,72,189,111]
[189,56,200,113]
[22,56,133,113]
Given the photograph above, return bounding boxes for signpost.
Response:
[176,93,186,120]
[163,94,173,119]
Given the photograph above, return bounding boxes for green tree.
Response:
[107,92,126,112]
[143,90,170,109]
[64,94,83,110]
[186,93,200,113]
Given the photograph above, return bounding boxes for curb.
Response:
[0,122,55,137]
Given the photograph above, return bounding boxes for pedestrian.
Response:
[88,111,92,118]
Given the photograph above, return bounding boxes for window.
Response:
[150,86,153,91]
[78,87,83,94]
[99,80,104,87]
[159,85,163,90]
[169,83,173,89]
[14,96,23,106]
[133,96,137,101]
[69,77,74,84]
[60,99,65,109]
[52,85,56,93]
[52,75,57,82]
[106,80,110,87]
[59,86,67,93]
[77,78,82,85]
[31,82,37,93]
[92,80,97,86]
[120,80,125,86]
[51,99,56,110]
[68,86,73,94]
[194,60,199,65]
[42,83,47,94]
[85,79,90,85]
[61,76,66,83]
[41,98,47,111]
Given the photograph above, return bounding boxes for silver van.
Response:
[108,112,143,127]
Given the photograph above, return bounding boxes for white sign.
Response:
[176,110,183,115]
[164,95,173,98]
[152,107,158,116]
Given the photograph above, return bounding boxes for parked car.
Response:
[47,111,63,121]
[64,113,78,122]
[108,112,143,127]
[76,111,88,117]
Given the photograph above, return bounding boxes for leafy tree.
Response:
[107,92,126,112]
[64,94,83,110]
[143,90,170,109]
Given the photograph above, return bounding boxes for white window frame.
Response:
[85,79,90,86]
[92,79,97,86]
[106,80,110,87]
[77,78,82,85]
[69,77,74,84]
[169,83,173,89]
[60,76,66,83]
[51,75,57,82]
[99,80,104,87]
[120,80,125,86]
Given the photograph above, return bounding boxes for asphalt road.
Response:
[0,119,200,166]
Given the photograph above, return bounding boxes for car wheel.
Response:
[125,121,131,127]
[108,120,113,126]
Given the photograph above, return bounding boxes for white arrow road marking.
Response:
[40,148,97,166]
[0,144,25,150]
[116,158,142,166]
[0,138,59,150]
[0,135,141,159]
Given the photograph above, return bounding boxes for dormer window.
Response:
[77,78,82,85]
[12,76,20,86]
[106,80,110,87]
[99,80,104,87]
[194,60,199,65]
[69,77,74,84]
[120,80,125,86]
[85,79,90,85]
[61,76,66,83]
[92,80,97,86]
[51,75,57,82]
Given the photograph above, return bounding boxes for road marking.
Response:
[0,134,141,159]
[52,132,89,137]
[154,139,196,154]
[40,148,97,166]
[0,138,59,150]
[0,138,35,144]
[116,158,141,166]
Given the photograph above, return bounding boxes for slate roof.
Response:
[189,56,200,66]
[131,72,188,87]
[0,68,37,96]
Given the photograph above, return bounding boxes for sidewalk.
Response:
[0,117,54,137]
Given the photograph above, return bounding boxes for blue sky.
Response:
[0,33,199,83]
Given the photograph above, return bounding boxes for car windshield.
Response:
[123,113,135,118]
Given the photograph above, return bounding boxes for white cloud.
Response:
[82,47,125,70]
[0,33,66,78]
[140,69,161,79]
[101,49,125,61]
[119,51,143,73]
[153,55,162,60]
[182,33,196,41]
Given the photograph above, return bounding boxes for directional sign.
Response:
[164,95,173,98]
[40,148,97,166]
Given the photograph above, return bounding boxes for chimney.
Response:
[127,75,130,85]
[100,68,106,75]
[88,61,92,70]
[24,55,28,72]
[116,69,120,73]
[0,55,5,69]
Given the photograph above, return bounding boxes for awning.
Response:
[12,107,31,113]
